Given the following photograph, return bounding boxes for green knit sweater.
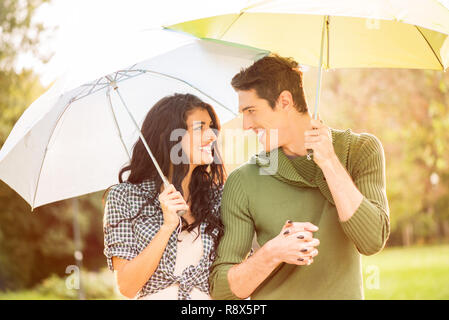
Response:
[209,128,390,300]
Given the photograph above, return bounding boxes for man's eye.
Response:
[248,109,255,114]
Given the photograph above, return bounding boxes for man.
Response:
[209,55,390,300]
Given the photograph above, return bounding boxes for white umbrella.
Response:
[0,29,268,210]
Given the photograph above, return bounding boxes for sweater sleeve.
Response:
[339,134,390,256]
[209,168,255,300]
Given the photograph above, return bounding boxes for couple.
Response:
[103,55,390,300]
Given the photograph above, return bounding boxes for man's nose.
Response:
[242,114,253,131]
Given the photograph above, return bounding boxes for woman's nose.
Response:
[204,128,218,143]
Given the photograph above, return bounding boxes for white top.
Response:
[137,226,211,300]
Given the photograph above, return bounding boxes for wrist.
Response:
[160,223,178,233]
[320,153,340,174]
[260,239,282,267]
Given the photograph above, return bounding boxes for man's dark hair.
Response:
[231,54,308,113]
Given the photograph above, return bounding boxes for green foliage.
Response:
[0,69,45,145]
[0,183,107,290]
[313,67,449,246]
[0,0,51,70]
[0,0,107,291]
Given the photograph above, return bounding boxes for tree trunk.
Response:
[402,223,414,246]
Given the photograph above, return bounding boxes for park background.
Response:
[0,0,448,299]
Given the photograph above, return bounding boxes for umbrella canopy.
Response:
[167,0,449,160]
[167,0,449,70]
[0,30,268,210]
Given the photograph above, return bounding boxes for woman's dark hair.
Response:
[103,93,226,261]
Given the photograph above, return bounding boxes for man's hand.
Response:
[304,116,337,169]
[265,221,320,266]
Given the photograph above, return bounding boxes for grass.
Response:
[362,244,449,300]
[0,290,63,300]
[1,244,448,300]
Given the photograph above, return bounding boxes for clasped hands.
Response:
[266,221,320,266]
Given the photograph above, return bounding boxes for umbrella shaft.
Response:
[108,79,169,187]
[313,15,328,120]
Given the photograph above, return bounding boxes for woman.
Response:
[103,93,225,300]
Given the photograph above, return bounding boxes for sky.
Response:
[17,0,449,86]
[17,0,248,86]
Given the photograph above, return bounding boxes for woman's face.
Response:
[181,107,218,166]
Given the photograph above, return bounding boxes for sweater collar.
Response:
[251,128,352,205]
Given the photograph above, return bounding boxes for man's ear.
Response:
[277,90,294,111]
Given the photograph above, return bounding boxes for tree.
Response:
[318,67,449,246]
[0,0,107,290]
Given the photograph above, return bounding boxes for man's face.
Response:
[238,89,290,152]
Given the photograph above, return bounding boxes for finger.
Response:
[286,222,319,233]
[304,129,320,137]
[307,238,320,247]
[165,191,183,201]
[281,220,295,235]
[161,184,176,196]
[304,142,314,150]
[281,220,293,231]
[303,222,319,232]
[170,203,190,212]
[288,231,313,241]
[295,257,312,266]
[304,136,322,143]
[166,198,188,206]
[298,247,318,258]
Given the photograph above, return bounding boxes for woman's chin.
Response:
[191,154,214,166]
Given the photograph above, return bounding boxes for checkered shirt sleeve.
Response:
[103,184,138,271]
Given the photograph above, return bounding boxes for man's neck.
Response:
[281,111,312,158]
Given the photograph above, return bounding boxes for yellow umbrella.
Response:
[166,0,449,158]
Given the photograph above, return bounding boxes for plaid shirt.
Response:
[103,179,222,300]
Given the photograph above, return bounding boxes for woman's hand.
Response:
[158,184,189,230]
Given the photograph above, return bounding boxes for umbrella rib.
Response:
[219,12,244,39]
[31,98,75,211]
[414,25,444,70]
[135,69,237,116]
[71,70,236,117]
[106,87,132,162]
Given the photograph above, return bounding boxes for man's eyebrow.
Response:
[240,106,255,113]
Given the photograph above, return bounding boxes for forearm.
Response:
[321,155,363,222]
[116,224,175,297]
[227,241,280,299]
